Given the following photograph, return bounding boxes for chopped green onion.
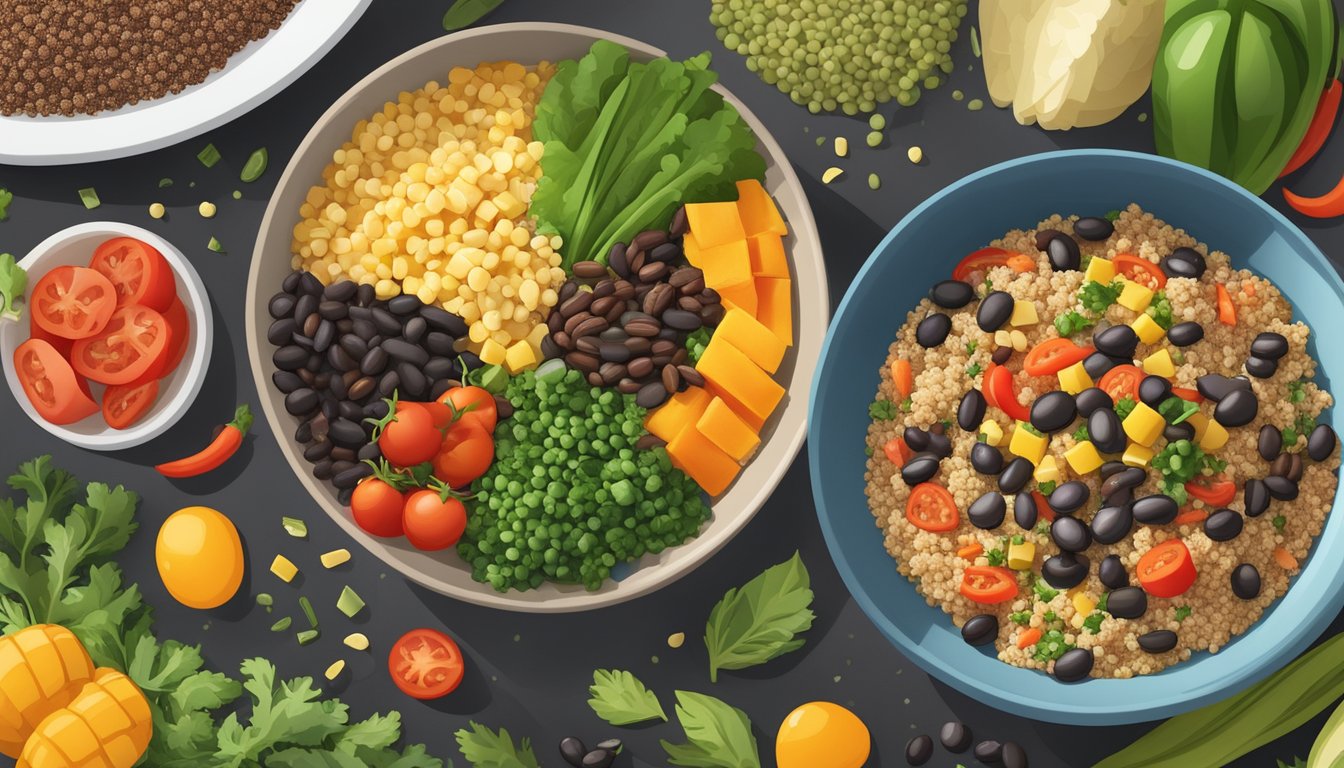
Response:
[299,596,318,628]
[1175,605,1192,622]
[207,237,224,253]
[232,190,242,200]
[1105,210,1122,222]
[968,98,985,111]
[296,629,320,645]
[198,143,221,168]
[255,593,273,607]
[158,177,174,188]
[336,586,365,618]
[1273,515,1287,532]
[970,26,982,58]
[77,187,100,210]
[282,517,308,538]
[270,617,292,632]
[240,147,268,182]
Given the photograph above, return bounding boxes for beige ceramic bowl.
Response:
[246,23,827,612]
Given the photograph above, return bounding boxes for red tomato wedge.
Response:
[1099,365,1143,403]
[960,566,1019,604]
[906,482,958,532]
[1171,386,1204,404]
[1185,474,1236,507]
[88,237,176,311]
[31,266,117,340]
[102,380,160,430]
[952,248,1035,282]
[1032,490,1056,523]
[1112,254,1167,290]
[13,339,99,425]
[71,305,172,386]
[985,365,1029,422]
[1137,539,1197,598]
[388,628,465,700]
[1023,338,1095,377]
[135,297,190,383]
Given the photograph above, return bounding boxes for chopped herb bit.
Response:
[1273,515,1287,533]
[1158,396,1200,425]
[1021,423,1044,437]
[1079,279,1123,314]
[1105,210,1122,222]
[970,25,981,58]
[336,586,365,618]
[864,445,873,457]
[241,147,268,182]
[1171,347,1186,365]
[965,362,983,377]
[270,617,292,632]
[1033,521,1051,536]
[255,593,273,607]
[1072,425,1091,442]
[869,399,898,421]
[77,187,100,210]
[1152,439,1207,505]
[900,397,913,413]
[299,596,318,629]
[158,177,173,188]
[1175,605,1192,622]
[296,629,320,645]
[1054,310,1095,337]
[1043,610,1058,623]
[207,236,225,253]
[0,253,27,322]
[1032,629,1073,662]
[1033,579,1059,602]
[986,548,1006,566]
[1097,592,1109,612]
[1082,612,1105,634]
[281,516,307,538]
[1011,534,1025,545]
[0,187,11,220]
[1204,455,1227,473]
[1009,611,1031,625]
[1037,480,1057,496]
[815,136,826,147]
[966,340,978,354]
[197,143,222,168]
[1114,396,1138,421]
[1145,290,1174,329]
[1288,380,1307,403]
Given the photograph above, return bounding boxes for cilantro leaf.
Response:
[965,362,983,378]
[1009,611,1031,625]
[1114,396,1138,422]
[455,722,540,768]
[1054,310,1095,337]
[1072,425,1091,442]
[1079,280,1123,314]
[215,658,350,761]
[661,691,761,768]
[1083,613,1105,634]
[1145,290,1174,329]
[1033,579,1059,602]
[1037,480,1057,496]
[986,548,1006,566]
[705,552,814,682]
[588,668,667,725]
[1157,396,1199,425]
[869,399,898,421]
[0,253,26,322]
[1175,605,1192,622]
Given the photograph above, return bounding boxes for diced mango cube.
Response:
[1034,455,1062,483]
[748,233,790,278]
[1200,418,1229,452]
[1008,541,1036,570]
[755,277,793,346]
[1009,423,1048,466]
[979,421,1004,446]
[1142,348,1175,377]
[1131,313,1166,344]
[708,385,766,431]
[666,424,741,496]
[718,279,758,316]
[735,178,788,237]
[504,340,537,373]
[1058,361,1093,395]
[478,338,507,366]
[1072,592,1096,617]
[1084,256,1115,284]
[270,555,298,583]
[1118,280,1154,312]
[1064,441,1103,474]
[697,397,760,462]
[698,240,753,290]
[685,201,746,248]
[1122,402,1164,446]
[645,386,713,443]
[1010,300,1038,327]
[715,308,785,373]
[1123,442,1155,467]
[683,234,705,268]
[698,337,785,426]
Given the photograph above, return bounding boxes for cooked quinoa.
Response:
[864,204,1340,681]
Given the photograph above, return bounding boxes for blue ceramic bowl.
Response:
[809,149,1344,726]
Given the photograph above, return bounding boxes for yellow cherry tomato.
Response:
[155,506,244,609]
[776,701,871,768]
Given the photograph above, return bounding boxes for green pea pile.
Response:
[710,0,968,115]
[459,367,712,592]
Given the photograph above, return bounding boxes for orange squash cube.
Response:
[666,424,741,496]
[698,240,752,290]
[644,386,713,443]
[734,179,788,237]
[755,277,793,346]
[697,336,785,425]
[697,397,761,462]
[683,234,704,268]
[718,280,758,316]
[714,308,784,373]
[747,233,790,278]
[685,201,746,248]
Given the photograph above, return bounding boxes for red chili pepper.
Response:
[156,404,252,478]
[1283,174,1344,219]
[1281,80,1342,178]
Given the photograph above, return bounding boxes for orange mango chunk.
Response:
[685,201,746,248]
[718,279,758,317]
[755,277,793,346]
[697,397,761,462]
[698,240,752,290]
[697,336,785,425]
[734,178,788,237]
[644,386,713,443]
[747,233,790,278]
[666,424,741,496]
[714,307,784,373]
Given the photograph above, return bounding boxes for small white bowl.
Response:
[1,222,213,450]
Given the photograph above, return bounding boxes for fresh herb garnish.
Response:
[1114,396,1138,421]
[1152,439,1208,505]
[1054,310,1095,337]
[1158,396,1200,425]
[1011,534,1025,545]
[442,0,507,30]
[0,187,11,220]
[1033,579,1059,602]
[986,548,1006,566]
[900,396,913,413]
[966,340,978,354]
[1072,424,1091,442]
[1145,290,1174,329]
[456,721,540,768]
[1289,380,1307,403]
[1009,611,1031,626]
[1273,515,1287,533]
[1175,605,1192,622]
[1083,612,1105,634]
[1079,279,1124,314]
[588,669,667,725]
[1021,422,1044,437]
[0,253,27,322]
[1097,592,1109,612]
[1032,629,1074,662]
[1105,210,1122,222]
[1034,520,1051,536]
[660,691,761,768]
[870,399,898,421]
[705,552,814,683]
[1037,480,1057,495]
[864,445,874,457]
[966,362,983,377]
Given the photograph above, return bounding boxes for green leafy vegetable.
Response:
[0,187,12,220]
[1289,380,1307,403]
[1021,422,1044,437]
[1105,209,1122,222]
[1009,611,1031,625]
[531,40,765,267]
[1274,515,1287,533]
[0,252,27,322]
[869,399,897,421]
[704,552,814,682]
[442,0,506,31]
[1011,534,1025,545]
[900,396,913,413]
[1079,280,1123,314]
[1145,290,1174,329]
[1114,396,1138,421]
[588,668,667,725]
[198,143,221,168]
[1071,424,1091,442]
[1151,439,1207,505]
[1037,480,1057,496]
[1032,629,1073,662]
[1157,396,1199,425]
[1033,579,1059,602]
[1083,612,1105,634]
[455,722,538,768]
[1175,605,1192,622]
[986,548,1006,566]
[660,691,760,768]
[1054,310,1095,337]
[1277,758,1308,768]
[966,340,978,354]
[965,362,983,378]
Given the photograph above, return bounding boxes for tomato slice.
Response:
[1032,490,1056,523]
[135,297,190,383]
[1112,254,1167,290]
[88,237,176,311]
[29,313,73,357]
[71,305,172,386]
[1023,338,1095,377]
[960,566,1019,604]
[980,363,999,409]
[102,380,160,430]
[884,436,911,465]
[952,248,1035,282]
[1137,539,1197,598]
[1171,386,1204,404]
[1098,364,1143,403]
[31,266,117,340]
[985,365,1029,422]
[13,339,99,425]
[388,628,465,700]
[1185,474,1236,507]
[906,482,959,532]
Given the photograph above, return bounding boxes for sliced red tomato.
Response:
[135,297,190,382]
[1113,254,1167,290]
[1185,474,1236,507]
[88,237,176,311]
[1023,338,1095,377]
[980,363,999,409]
[952,248,1035,282]
[1137,539,1197,598]
[102,380,160,430]
[905,482,958,532]
[985,365,1029,422]
[960,566,1019,604]
[13,339,99,425]
[1099,365,1143,403]
[70,305,172,386]
[31,266,117,340]
[1171,386,1204,404]
[29,313,73,357]
[388,628,465,700]
[1032,490,1056,523]
[883,436,912,465]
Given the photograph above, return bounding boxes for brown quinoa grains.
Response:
[0,0,301,117]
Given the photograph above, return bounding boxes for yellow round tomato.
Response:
[776,701,871,768]
[155,506,244,609]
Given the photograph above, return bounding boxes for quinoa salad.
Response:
[864,205,1341,682]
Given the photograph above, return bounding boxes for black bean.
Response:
[581,749,615,768]
[1035,228,1065,251]
[968,491,1006,530]
[939,721,972,753]
[1138,630,1178,654]
[1204,509,1244,541]
[312,458,334,480]
[956,391,988,434]
[290,332,315,351]
[363,400,389,421]
[977,291,1015,332]
[396,316,424,345]
[1089,408,1126,454]
[1242,478,1269,517]
[1309,424,1338,461]
[1132,494,1178,525]
[1264,475,1298,500]
[1167,321,1204,347]
[1075,387,1113,417]
[1099,555,1128,589]
[424,357,456,382]
[971,442,1004,474]
[1161,246,1207,279]
[1100,460,1128,479]
[303,440,332,462]
[268,317,297,346]
[338,401,363,423]
[998,458,1033,494]
[1232,564,1262,600]
[1093,325,1139,359]
[1245,356,1277,379]
[359,346,389,377]
[322,280,356,302]
[1083,351,1119,380]
[905,735,934,766]
[1051,516,1092,552]
[1107,586,1148,619]
[1053,647,1094,682]
[269,292,297,320]
[371,307,401,336]
[975,740,1005,764]
[1250,332,1289,360]
[284,388,318,416]
[1001,741,1029,768]
[356,283,376,306]
[357,443,382,462]
[1164,422,1196,443]
[328,372,349,400]
[333,462,374,490]
[273,345,308,371]
[338,334,368,361]
[925,432,953,459]
[313,319,336,353]
[901,454,942,486]
[378,370,400,398]
[992,346,1014,365]
[635,382,668,409]
[1013,491,1038,529]
[930,279,975,308]
[328,418,365,448]
[560,737,587,767]
[903,427,930,452]
[1074,216,1114,241]
[307,352,324,372]
[384,294,418,316]
[317,300,347,322]
[282,271,302,294]
[298,271,324,296]
[397,362,427,398]
[381,338,429,368]
[272,370,305,394]
[1091,505,1134,545]
[327,344,358,372]
[349,317,375,340]
[1214,389,1258,427]
[1048,481,1090,515]
[417,306,465,336]
[293,293,318,326]
[1047,235,1081,271]
[1042,553,1089,589]
[913,313,951,348]
[1253,425,1282,463]
[1030,391,1077,434]
[1139,376,1173,408]
[1197,373,1250,402]
[961,614,998,646]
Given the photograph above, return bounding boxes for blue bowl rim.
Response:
[808,148,1344,725]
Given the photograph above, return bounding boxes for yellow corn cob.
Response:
[19,667,151,768]
[0,625,95,758]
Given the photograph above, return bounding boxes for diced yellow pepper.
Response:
[979,420,1004,447]
[270,555,298,583]
[1131,313,1166,344]
[1084,256,1115,284]
[1142,349,1176,377]
[1034,455,1062,483]
[1123,402,1165,446]
[478,338,507,366]
[1064,441,1103,474]
[1010,300,1038,327]
[1058,361,1094,395]
[320,549,351,569]
[1123,442,1155,467]
[1187,411,1210,442]
[1200,418,1229,452]
[1118,281,1155,312]
[504,339,538,373]
[1072,592,1096,617]
[344,632,370,651]
[1009,423,1048,465]
[1008,541,1036,570]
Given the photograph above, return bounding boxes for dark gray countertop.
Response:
[2,1,1343,766]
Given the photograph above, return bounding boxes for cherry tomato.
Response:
[1023,338,1095,377]
[31,266,117,340]
[952,248,1034,282]
[432,421,495,488]
[377,402,444,468]
[88,237,176,311]
[905,482,959,532]
[70,304,172,386]
[1185,474,1236,507]
[959,566,1019,604]
[402,489,468,551]
[1112,254,1167,290]
[102,380,159,430]
[1138,539,1197,598]
[388,628,465,700]
[1098,365,1144,403]
[441,385,498,434]
[350,477,406,538]
[13,339,100,425]
[985,365,1029,422]
[136,296,190,382]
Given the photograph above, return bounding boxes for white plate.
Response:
[0,0,371,166]
[246,23,828,612]
[1,223,213,450]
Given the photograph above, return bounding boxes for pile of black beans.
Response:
[559,736,621,768]
[906,720,1029,767]
[266,271,474,502]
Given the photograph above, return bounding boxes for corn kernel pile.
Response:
[291,59,565,367]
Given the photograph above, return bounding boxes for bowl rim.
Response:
[809,148,1344,725]
[244,22,827,612]
[0,221,213,450]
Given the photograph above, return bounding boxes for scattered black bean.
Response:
[905,734,934,766]
[930,279,975,308]
[559,737,586,767]
[1163,422,1196,443]
[1309,424,1338,461]
[961,614,998,646]
[958,389,987,432]
[1244,478,1270,517]
[1099,555,1128,589]
[1046,235,1081,271]
[1138,630,1178,654]
[1196,373,1250,402]
[1053,648,1094,682]
[1161,246,1206,279]
[581,749,615,768]
[1139,375,1173,407]
[1250,332,1289,360]
[916,313,952,348]
[977,291,1015,332]
[1232,564,1262,600]
[1204,509,1244,541]
[998,458,1034,494]
[1090,505,1133,545]
[974,740,1004,764]
[1051,516,1092,552]
[902,454,942,486]
[1002,741,1029,768]
[1042,553,1089,589]
[1089,408,1126,454]
[971,442,1004,475]
[1013,491,1038,529]
[992,346,1014,365]
[1049,481,1090,515]
[1073,216,1114,241]
[1245,356,1277,379]
[1264,475,1299,501]
[1031,391,1077,434]
[968,491,1006,530]
[1132,494,1178,525]
[1075,387,1113,416]
[1083,351,1119,380]
[939,721,972,753]
[1214,389,1258,427]
[1093,325,1139,359]
[1167,321,1205,347]
[1107,586,1148,619]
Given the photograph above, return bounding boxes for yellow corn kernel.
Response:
[198,201,217,218]
[270,555,298,583]
[324,660,346,681]
[148,202,166,219]
[1122,402,1165,446]
[1010,330,1028,351]
[1200,419,1229,452]
[1118,281,1154,312]
[1123,442,1155,467]
[504,340,537,373]
[1033,455,1061,483]
[667,632,686,649]
[822,167,844,184]
[320,549,351,569]
[1010,300,1038,327]
[1131,313,1166,344]
[1057,361,1093,395]
[1007,541,1036,571]
[994,330,1013,348]
[979,420,1004,446]
[479,338,507,365]
[1142,348,1176,377]
[344,633,370,651]
[1009,423,1048,466]
[1072,593,1096,617]
[834,137,849,158]
[1084,256,1115,284]
[1064,441,1103,474]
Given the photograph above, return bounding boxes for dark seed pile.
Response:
[0,0,301,116]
